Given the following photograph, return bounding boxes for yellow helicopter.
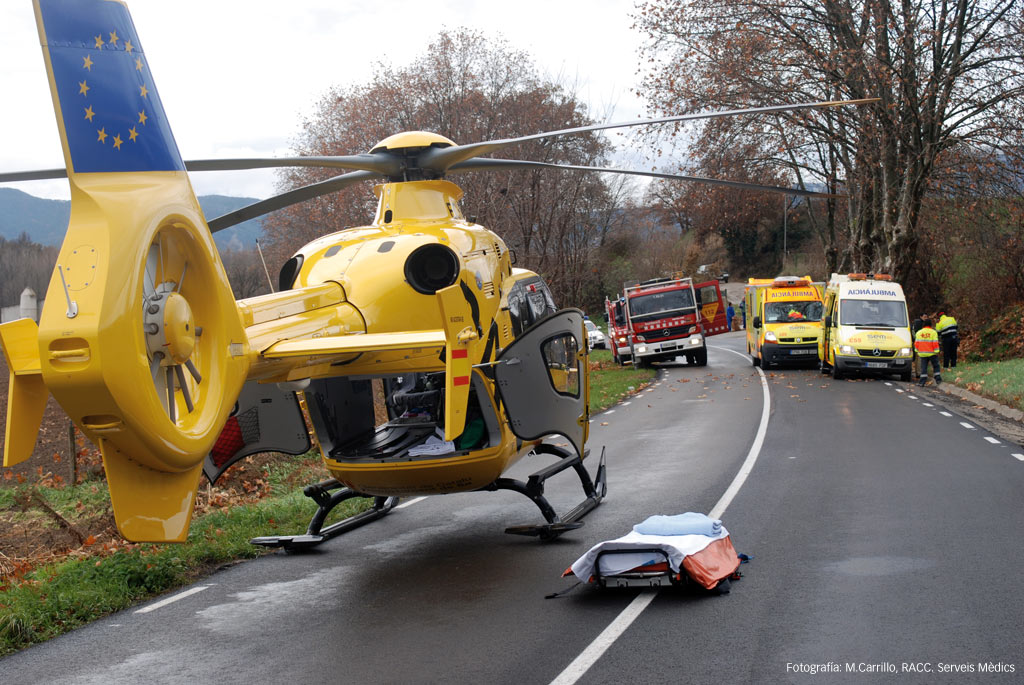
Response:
[0,0,872,549]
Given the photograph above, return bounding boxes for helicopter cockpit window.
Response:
[541,334,580,397]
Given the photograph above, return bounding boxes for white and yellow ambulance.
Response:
[818,273,913,381]
[745,276,824,368]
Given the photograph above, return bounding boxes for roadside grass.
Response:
[0,358,655,655]
[950,359,1024,412]
[589,349,657,412]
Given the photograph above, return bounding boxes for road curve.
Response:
[3,332,1022,683]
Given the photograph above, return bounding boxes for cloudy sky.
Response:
[0,0,652,200]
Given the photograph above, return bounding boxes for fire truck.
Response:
[604,295,632,365]
[621,276,728,367]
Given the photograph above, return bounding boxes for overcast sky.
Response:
[0,0,651,201]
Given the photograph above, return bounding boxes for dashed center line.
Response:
[135,585,211,614]
[922,403,934,407]
[984,437,1001,444]
[1013,454,1024,462]
[940,412,952,417]
[960,422,975,430]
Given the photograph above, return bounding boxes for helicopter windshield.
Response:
[764,301,823,323]
[628,289,695,319]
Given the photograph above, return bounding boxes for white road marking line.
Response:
[908,395,918,400]
[940,411,952,417]
[984,437,1001,444]
[622,401,631,406]
[1013,454,1024,462]
[922,403,934,407]
[960,422,976,430]
[885,382,892,386]
[396,496,427,509]
[135,585,211,614]
[551,345,770,685]
[604,409,616,414]
[896,389,905,393]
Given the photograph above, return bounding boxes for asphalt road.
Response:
[3,332,1023,683]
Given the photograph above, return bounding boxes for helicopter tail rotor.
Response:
[29,0,250,541]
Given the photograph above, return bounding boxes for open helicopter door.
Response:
[494,309,589,458]
[202,381,311,484]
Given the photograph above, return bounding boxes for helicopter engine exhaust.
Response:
[404,243,461,294]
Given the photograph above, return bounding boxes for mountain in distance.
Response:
[0,188,264,251]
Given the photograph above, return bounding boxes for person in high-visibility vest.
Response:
[914,318,941,387]
[936,308,959,369]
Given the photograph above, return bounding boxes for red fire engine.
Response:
[611,276,729,367]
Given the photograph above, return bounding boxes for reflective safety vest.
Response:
[936,314,958,338]
[914,327,940,356]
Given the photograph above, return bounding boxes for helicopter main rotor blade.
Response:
[448,158,840,198]
[185,154,402,176]
[206,169,382,233]
[420,99,878,174]
[0,167,67,183]
[0,153,402,185]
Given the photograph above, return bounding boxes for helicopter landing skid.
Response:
[250,478,398,551]
[488,444,607,541]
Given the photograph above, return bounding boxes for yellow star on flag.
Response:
[79,80,90,96]
[94,34,104,49]
[109,30,119,46]
[138,110,148,125]
[139,84,148,98]
[128,126,139,142]
[84,105,95,121]
[97,128,107,143]
[136,57,143,71]
[124,39,134,54]
[113,134,123,150]
[82,55,93,71]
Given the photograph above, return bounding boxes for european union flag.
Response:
[38,0,184,174]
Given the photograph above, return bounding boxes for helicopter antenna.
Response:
[255,238,275,293]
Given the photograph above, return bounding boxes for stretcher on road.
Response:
[563,516,743,591]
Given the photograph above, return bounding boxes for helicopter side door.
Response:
[494,309,590,458]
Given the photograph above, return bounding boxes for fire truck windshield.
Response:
[629,288,695,318]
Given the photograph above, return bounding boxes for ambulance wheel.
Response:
[831,364,844,380]
[693,348,708,366]
[751,355,760,367]
[899,371,912,382]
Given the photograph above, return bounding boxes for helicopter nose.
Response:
[404,243,461,294]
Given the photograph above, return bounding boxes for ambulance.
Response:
[818,273,913,381]
[745,276,824,368]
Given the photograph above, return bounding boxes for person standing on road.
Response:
[911,313,926,378]
[726,302,735,331]
[914,317,941,387]
[936,307,959,369]
[739,299,746,329]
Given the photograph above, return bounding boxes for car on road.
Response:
[585,319,607,350]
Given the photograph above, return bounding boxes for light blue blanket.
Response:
[633,512,722,537]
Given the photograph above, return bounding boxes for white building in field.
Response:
[0,287,42,323]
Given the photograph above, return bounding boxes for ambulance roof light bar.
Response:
[772,276,812,288]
